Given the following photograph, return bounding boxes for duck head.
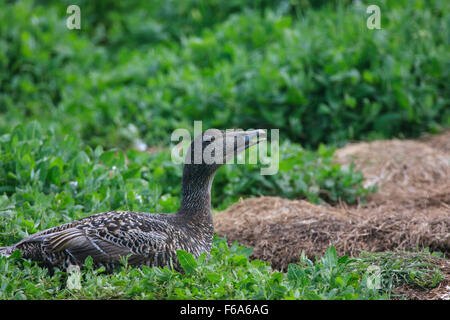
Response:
[179,129,266,214]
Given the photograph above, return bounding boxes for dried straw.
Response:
[214,132,450,271]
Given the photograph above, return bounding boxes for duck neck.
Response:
[178,165,215,219]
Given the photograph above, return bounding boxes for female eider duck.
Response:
[0,129,265,272]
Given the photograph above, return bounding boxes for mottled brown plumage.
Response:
[0,129,264,271]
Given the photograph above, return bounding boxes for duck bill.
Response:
[227,129,267,156]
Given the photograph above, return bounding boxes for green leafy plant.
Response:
[1,236,444,300]
[1,0,448,149]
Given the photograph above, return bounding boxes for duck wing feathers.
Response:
[14,211,175,268]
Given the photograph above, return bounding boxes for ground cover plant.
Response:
[0,236,444,300]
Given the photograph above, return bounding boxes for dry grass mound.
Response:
[214,132,450,271]
[214,197,449,271]
[334,138,450,203]
[421,130,450,154]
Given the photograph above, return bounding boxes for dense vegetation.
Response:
[1,0,448,149]
[0,0,448,300]
[0,237,443,299]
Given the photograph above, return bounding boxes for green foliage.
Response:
[0,122,178,245]
[0,237,376,299]
[1,237,443,300]
[348,250,445,293]
[286,248,365,299]
[0,0,448,149]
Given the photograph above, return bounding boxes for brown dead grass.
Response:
[334,137,450,204]
[421,130,450,154]
[214,196,449,271]
[213,131,450,295]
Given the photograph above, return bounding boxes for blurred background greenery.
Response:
[1,0,448,148]
[0,0,448,231]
